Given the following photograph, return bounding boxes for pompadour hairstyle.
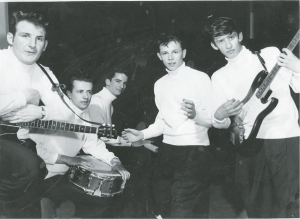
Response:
[156,32,186,53]
[204,16,241,44]
[9,11,49,38]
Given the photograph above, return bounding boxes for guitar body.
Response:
[229,70,278,151]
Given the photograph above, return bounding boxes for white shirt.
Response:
[142,62,212,146]
[31,100,116,179]
[0,46,73,139]
[88,87,131,146]
[212,46,300,139]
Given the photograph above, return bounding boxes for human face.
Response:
[67,80,93,111]
[7,20,48,65]
[106,73,128,96]
[211,32,243,59]
[157,41,186,71]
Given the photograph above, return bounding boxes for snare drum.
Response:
[68,155,123,197]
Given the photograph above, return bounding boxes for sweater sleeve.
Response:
[193,74,212,128]
[211,74,231,129]
[37,66,74,122]
[82,134,117,166]
[0,91,27,116]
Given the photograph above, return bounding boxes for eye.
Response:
[217,40,224,44]
[174,51,178,54]
[37,37,44,42]
[161,52,167,55]
[22,35,29,38]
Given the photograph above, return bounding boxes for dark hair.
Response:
[67,70,93,93]
[105,66,129,81]
[204,17,241,44]
[156,32,186,53]
[9,11,49,38]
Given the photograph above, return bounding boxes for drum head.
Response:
[78,155,120,176]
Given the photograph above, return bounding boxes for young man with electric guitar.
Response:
[31,72,130,218]
[206,16,299,218]
[0,11,75,217]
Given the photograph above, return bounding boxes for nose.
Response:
[83,92,89,99]
[119,83,124,89]
[168,53,173,60]
[225,39,232,49]
[28,38,36,48]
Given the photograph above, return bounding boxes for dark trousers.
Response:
[152,143,212,218]
[0,139,47,206]
[42,173,113,218]
[235,137,299,218]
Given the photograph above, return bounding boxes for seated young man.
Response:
[31,73,130,218]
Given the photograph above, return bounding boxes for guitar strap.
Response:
[37,63,106,127]
[252,50,268,73]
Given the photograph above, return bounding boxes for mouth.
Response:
[168,62,176,67]
[227,50,235,54]
[25,51,36,55]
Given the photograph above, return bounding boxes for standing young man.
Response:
[0,11,72,216]
[33,73,130,218]
[122,33,212,218]
[206,17,299,218]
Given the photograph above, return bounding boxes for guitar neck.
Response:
[256,30,300,99]
[17,120,99,134]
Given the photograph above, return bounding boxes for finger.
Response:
[182,99,194,105]
[121,180,126,189]
[224,99,236,107]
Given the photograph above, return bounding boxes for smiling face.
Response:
[157,41,186,71]
[67,80,93,111]
[7,20,48,65]
[211,32,243,59]
[106,73,128,96]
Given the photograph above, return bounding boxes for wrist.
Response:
[40,106,46,120]
[110,157,121,165]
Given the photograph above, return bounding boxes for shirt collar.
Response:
[166,62,186,77]
[8,46,36,72]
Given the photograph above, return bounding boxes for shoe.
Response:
[53,200,75,218]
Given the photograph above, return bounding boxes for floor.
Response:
[0,143,249,218]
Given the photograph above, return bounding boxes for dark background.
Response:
[8,1,299,128]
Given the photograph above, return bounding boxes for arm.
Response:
[83,134,130,182]
[193,74,212,128]
[277,48,300,93]
[211,76,243,129]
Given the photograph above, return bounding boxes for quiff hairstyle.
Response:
[9,11,49,38]
[156,32,186,53]
[204,17,241,44]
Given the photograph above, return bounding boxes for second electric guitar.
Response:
[229,30,300,148]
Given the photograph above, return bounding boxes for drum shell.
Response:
[68,164,123,197]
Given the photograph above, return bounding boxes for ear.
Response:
[43,40,48,52]
[105,79,110,86]
[66,90,72,99]
[157,52,162,61]
[7,32,13,45]
[238,32,243,42]
[182,49,187,58]
[211,42,219,50]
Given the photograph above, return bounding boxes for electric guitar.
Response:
[0,119,118,140]
[229,30,300,150]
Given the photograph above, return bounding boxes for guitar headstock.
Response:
[97,124,118,139]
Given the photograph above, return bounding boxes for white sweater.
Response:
[31,100,116,179]
[0,46,73,139]
[212,46,300,139]
[142,63,212,146]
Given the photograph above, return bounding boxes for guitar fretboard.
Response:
[17,120,100,134]
[256,30,300,99]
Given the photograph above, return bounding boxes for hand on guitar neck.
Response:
[278,48,300,73]
[214,99,244,121]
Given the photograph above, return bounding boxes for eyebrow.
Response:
[18,32,45,38]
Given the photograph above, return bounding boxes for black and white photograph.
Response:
[0,0,299,218]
